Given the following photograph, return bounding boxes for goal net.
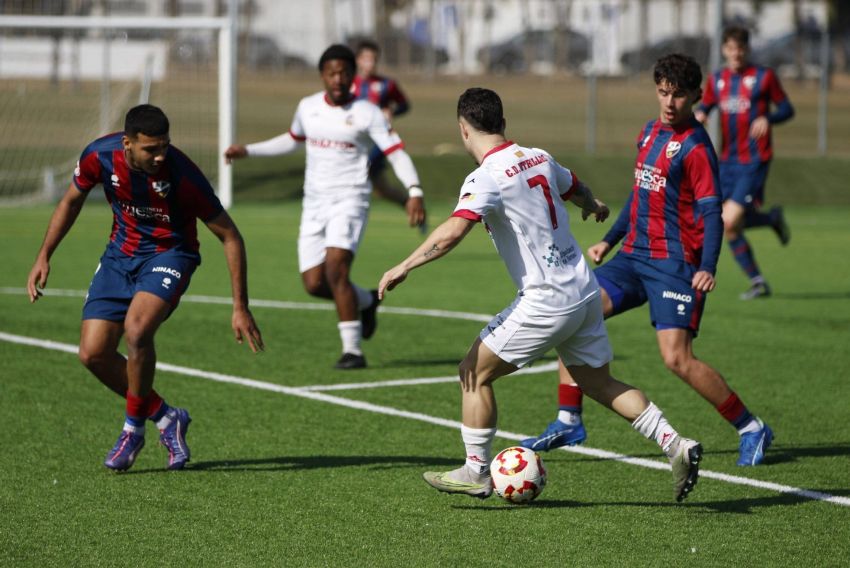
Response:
[0,14,234,207]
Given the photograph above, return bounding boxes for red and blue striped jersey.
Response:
[699,65,793,164]
[605,117,722,272]
[351,74,409,117]
[73,132,223,258]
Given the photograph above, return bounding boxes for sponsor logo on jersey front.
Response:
[152,181,171,197]
[117,200,170,222]
[665,141,681,159]
[307,138,357,151]
[635,163,667,192]
[720,96,751,114]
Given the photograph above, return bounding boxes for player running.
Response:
[695,26,794,300]
[27,104,264,472]
[225,44,426,370]
[379,87,703,502]
[520,54,773,467]
[352,39,417,210]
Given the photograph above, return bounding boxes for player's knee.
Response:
[302,278,326,297]
[661,350,690,376]
[78,343,105,370]
[323,262,350,288]
[123,321,155,352]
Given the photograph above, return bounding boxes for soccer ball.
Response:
[490,446,546,504]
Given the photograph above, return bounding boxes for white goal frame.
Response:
[0,14,236,208]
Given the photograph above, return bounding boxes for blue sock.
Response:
[148,401,171,423]
[728,235,762,282]
[125,414,146,428]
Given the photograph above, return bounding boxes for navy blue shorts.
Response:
[595,252,706,335]
[719,161,770,208]
[82,246,199,322]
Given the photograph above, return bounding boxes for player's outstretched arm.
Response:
[27,184,88,303]
[378,216,475,300]
[568,182,610,223]
[224,133,302,164]
[204,211,264,353]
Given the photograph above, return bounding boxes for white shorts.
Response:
[480,293,613,369]
[298,197,370,273]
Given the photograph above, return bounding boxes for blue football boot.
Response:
[159,407,192,470]
[737,420,773,466]
[520,418,587,451]
[104,429,145,471]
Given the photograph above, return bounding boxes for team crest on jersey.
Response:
[514,150,525,158]
[717,78,725,90]
[345,114,354,126]
[665,141,681,159]
[743,75,757,89]
[152,181,171,197]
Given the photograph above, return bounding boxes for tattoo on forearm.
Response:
[423,244,440,258]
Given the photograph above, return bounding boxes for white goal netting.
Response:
[0,15,232,206]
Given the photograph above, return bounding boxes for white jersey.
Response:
[289,91,404,202]
[452,141,598,313]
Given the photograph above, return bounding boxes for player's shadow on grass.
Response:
[453,490,850,513]
[772,291,850,301]
[564,443,850,464]
[138,454,460,474]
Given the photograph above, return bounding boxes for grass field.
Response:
[2,193,849,565]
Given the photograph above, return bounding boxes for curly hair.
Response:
[653,53,703,93]
[457,88,504,135]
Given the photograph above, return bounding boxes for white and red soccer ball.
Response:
[490,446,546,504]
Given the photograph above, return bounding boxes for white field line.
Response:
[0,287,494,323]
[2,330,849,509]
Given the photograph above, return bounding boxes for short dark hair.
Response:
[457,88,504,135]
[124,104,169,138]
[653,53,703,92]
[318,44,356,73]
[355,39,380,56]
[723,26,750,46]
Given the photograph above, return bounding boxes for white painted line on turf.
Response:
[3,330,850,509]
[0,288,493,323]
[298,361,560,391]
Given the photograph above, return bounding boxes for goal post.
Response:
[0,14,236,208]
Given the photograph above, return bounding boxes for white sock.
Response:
[352,284,374,311]
[557,410,581,425]
[461,425,496,475]
[155,410,175,431]
[632,402,680,457]
[123,422,144,435]
[338,320,363,355]
[738,416,762,435]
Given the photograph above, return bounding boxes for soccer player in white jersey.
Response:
[225,45,426,369]
[378,88,703,502]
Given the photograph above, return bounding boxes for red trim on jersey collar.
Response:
[481,140,514,163]
[324,92,356,107]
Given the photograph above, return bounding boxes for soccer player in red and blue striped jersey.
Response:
[522,54,773,466]
[696,26,794,300]
[352,40,422,221]
[27,104,263,472]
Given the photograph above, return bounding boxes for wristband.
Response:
[407,186,424,199]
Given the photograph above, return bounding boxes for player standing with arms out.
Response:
[352,40,418,212]
[521,54,773,467]
[225,44,426,370]
[695,26,794,300]
[27,104,264,472]
[379,88,703,502]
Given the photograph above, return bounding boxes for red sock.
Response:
[145,390,164,419]
[558,383,583,412]
[716,392,754,429]
[125,391,147,426]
